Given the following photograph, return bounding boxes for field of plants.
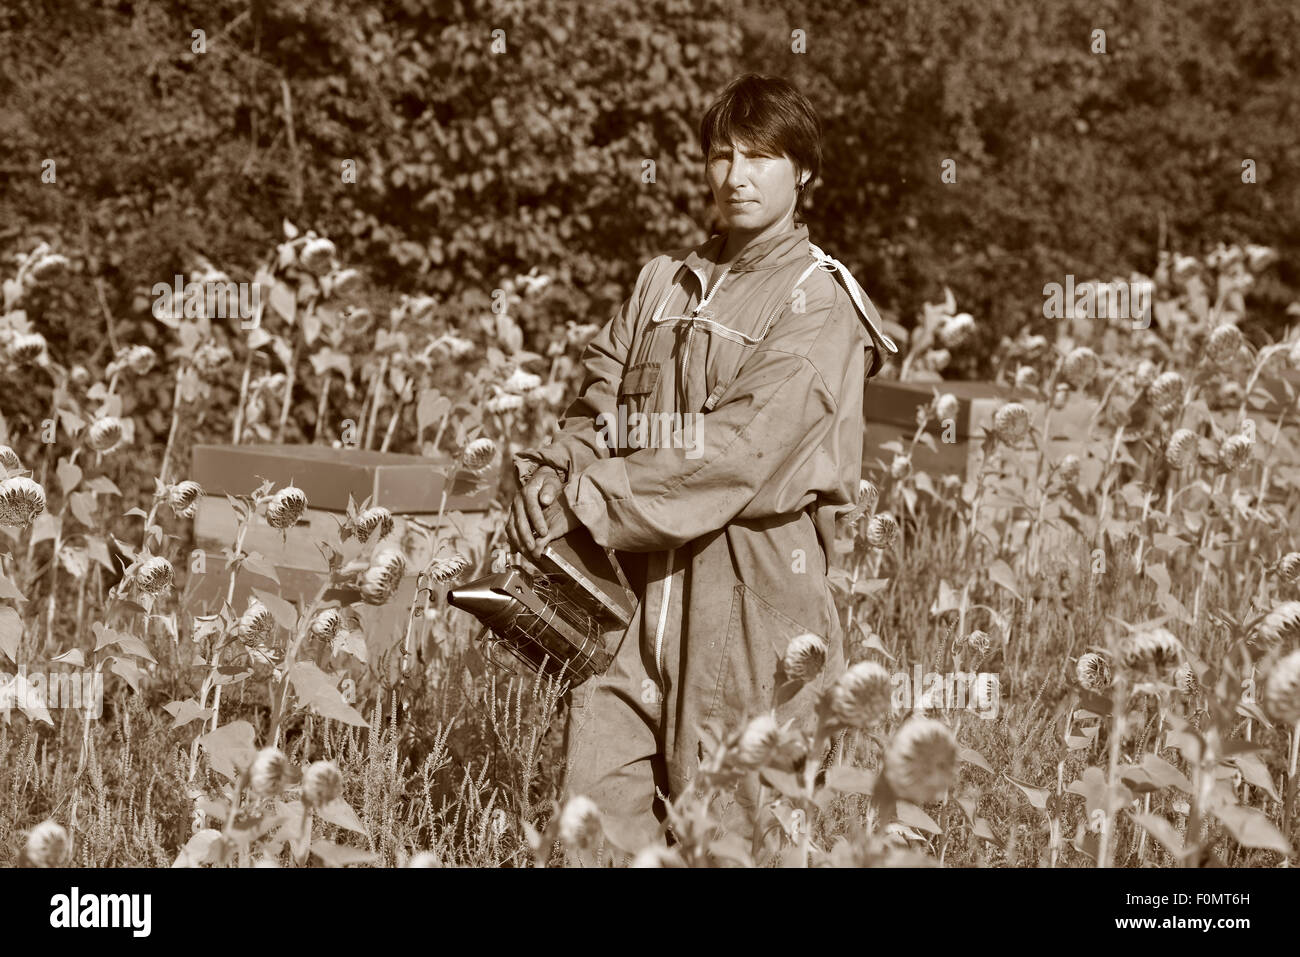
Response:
[2,225,1299,869]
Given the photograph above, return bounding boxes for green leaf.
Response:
[1141,754,1192,794]
[165,697,213,730]
[972,818,996,842]
[56,457,81,494]
[110,657,145,694]
[987,560,1022,601]
[91,622,156,661]
[196,719,257,782]
[0,572,24,601]
[173,829,228,868]
[50,648,85,667]
[0,605,22,662]
[929,579,961,616]
[758,768,804,800]
[417,389,451,435]
[310,839,376,867]
[1212,804,1291,854]
[959,747,995,775]
[288,661,368,726]
[824,765,876,795]
[315,798,366,835]
[1005,773,1050,810]
[1227,752,1281,803]
[894,800,941,834]
[1131,813,1186,860]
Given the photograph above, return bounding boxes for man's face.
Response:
[706,138,802,235]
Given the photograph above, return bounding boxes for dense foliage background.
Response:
[1,0,1297,388]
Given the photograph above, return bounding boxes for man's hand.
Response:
[506,465,564,559]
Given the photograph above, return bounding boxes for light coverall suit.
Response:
[513,220,896,847]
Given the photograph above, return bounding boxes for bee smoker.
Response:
[447,523,637,685]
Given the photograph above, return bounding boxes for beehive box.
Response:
[185,444,500,671]
[862,379,1094,486]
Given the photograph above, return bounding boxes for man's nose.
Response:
[725,157,751,189]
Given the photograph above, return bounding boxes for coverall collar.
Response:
[684,221,811,282]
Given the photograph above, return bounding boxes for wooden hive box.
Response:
[185,444,500,671]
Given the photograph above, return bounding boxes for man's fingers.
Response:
[523,478,550,538]
[510,494,535,553]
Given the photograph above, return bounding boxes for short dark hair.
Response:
[699,74,824,214]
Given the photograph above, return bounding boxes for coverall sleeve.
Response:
[564,307,849,553]
[511,261,655,485]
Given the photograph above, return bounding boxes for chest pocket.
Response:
[618,361,661,416]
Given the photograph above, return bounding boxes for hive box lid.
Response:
[191,444,496,514]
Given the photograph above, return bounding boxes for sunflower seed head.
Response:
[965,629,992,657]
[1251,601,1300,650]
[0,445,22,473]
[168,480,203,518]
[192,341,233,377]
[29,254,70,282]
[486,393,524,414]
[0,476,46,527]
[1058,454,1082,485]
[354,506,394,543]
[239,599,274,643]
[889,453,911,481]
[136,556,175,595]
[126,344,156,375]
[361,548,406,604]
[938,313,975,349]
[427,553,470,584]
[1166,428,1198,469]
[736,712,783,768]
[1205,324,1244,368]
[858,479,879,515]
[308,608,343,642]
[25,820,69,867]
[783,633,829,682]
[1062,346,1100,389]
[1120,628,1184,670]
[884,717,958,804]
[1263,650,1300,725]
[1014,365,1039,391]
[1219,433,1254,472]
[462,437,497,472]
[331,268,364,298]
[1278,553,1300,584]
[865,513,899,549]
[630,845,684,868]
[7,331,48,364]
[829,660,893,728]
[502,369,543,394]
[1134,359,1158,390]
[993,402,1031,444]
[302,760,343,807]
[299,237,336,276]
[1076,652,1112,690]
[250,747,290,797]
[87,416,124,453]
[557,795,602,851]
[1148,371,1186,418]
[266,485,307,528]
[934,393,960,423]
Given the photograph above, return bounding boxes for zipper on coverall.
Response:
[653,264,730,683]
